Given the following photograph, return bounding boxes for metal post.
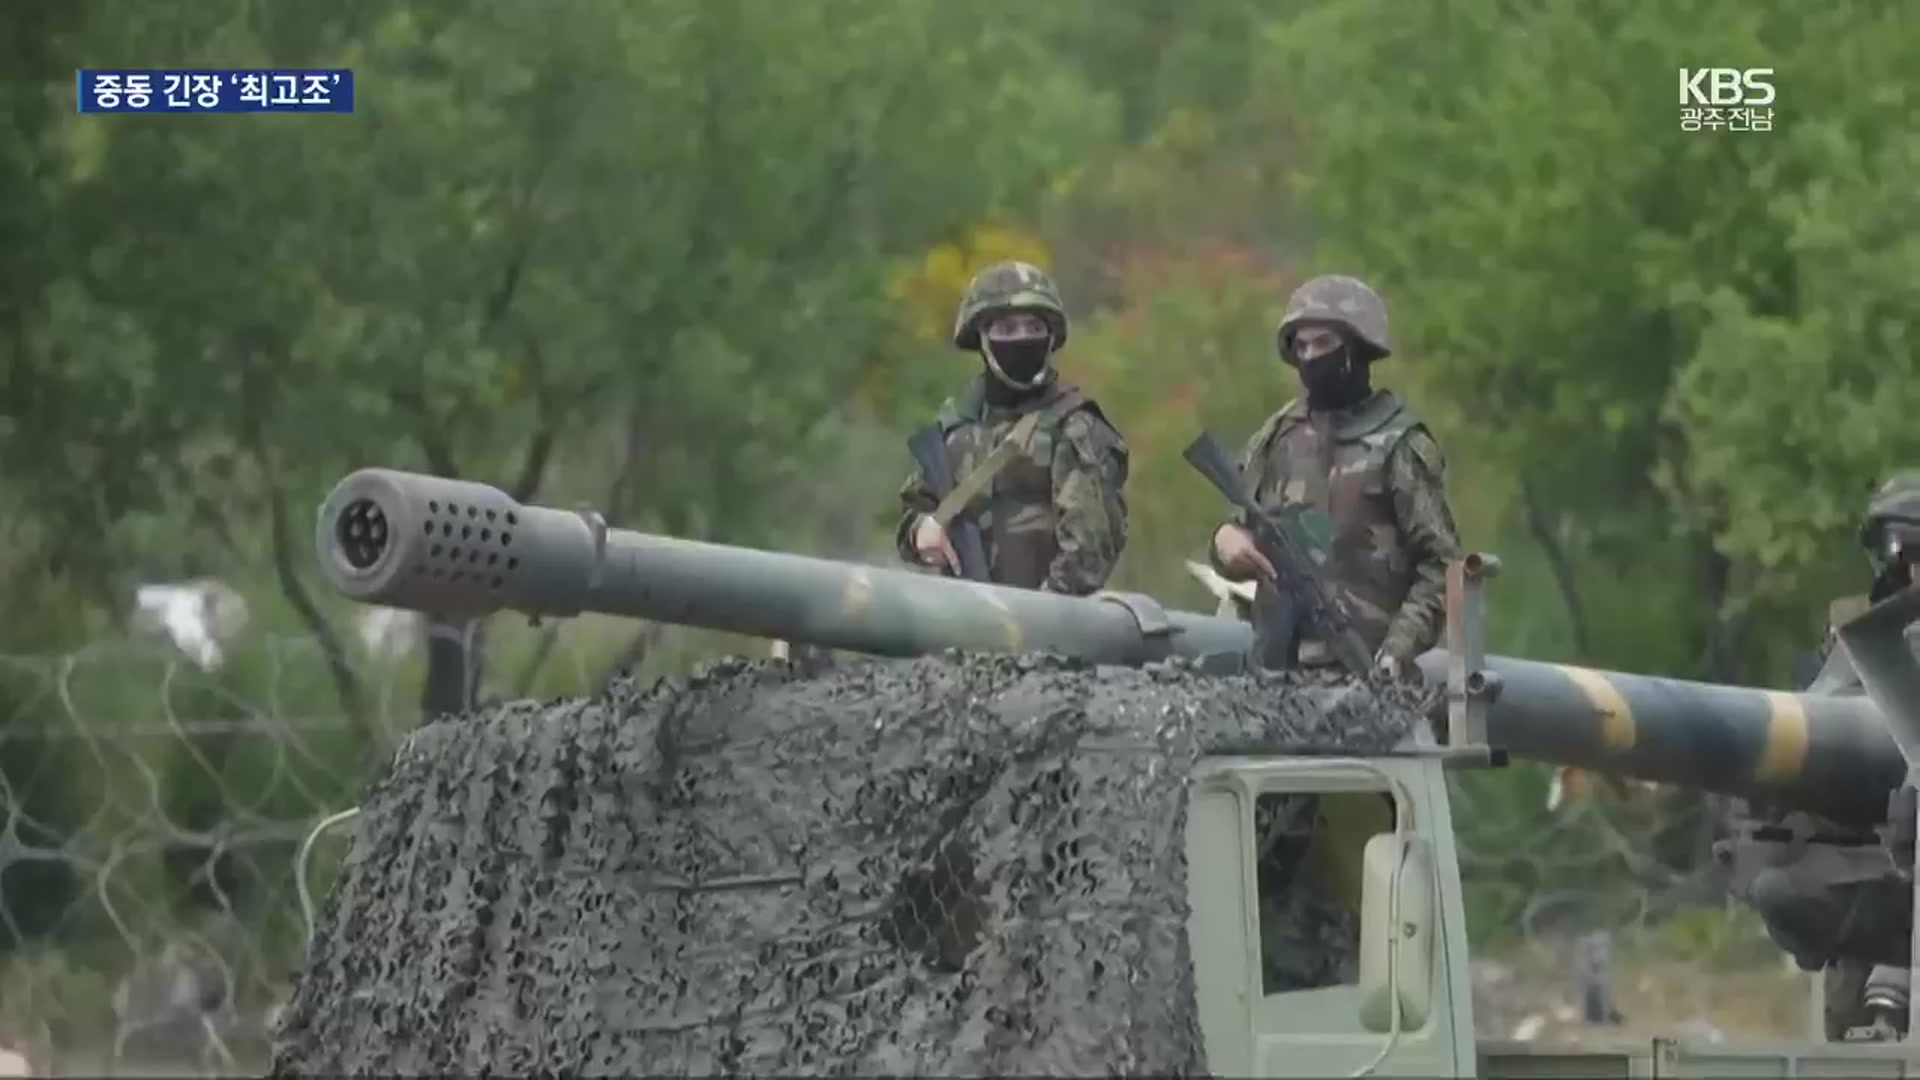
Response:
[1445,552,1503,748]
[1807,963,1824,1042]
[1908,774,1919,1043]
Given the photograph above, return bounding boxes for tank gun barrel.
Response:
[317,468,1903,824]
[315,468,1248,665]
[1410,652,1901,825]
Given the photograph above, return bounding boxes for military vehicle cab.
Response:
[1183,751,1461,1076]
[1180,746,1920,1077]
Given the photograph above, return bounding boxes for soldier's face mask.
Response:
[1289,326,1370,409]
[981,312,1053,389]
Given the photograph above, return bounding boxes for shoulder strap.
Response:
[1239,403,1299,498]
[1379,418,1425,465]
[1045,385,1089,423]
[930,407,1050,526]
[1263,399,1306,446]
[1335,389,1412,443]
[931,382,1104,525]
[1046,385,1130,450]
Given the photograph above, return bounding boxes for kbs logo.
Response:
[1679,68,1775,105]
[1678,68,1775,133]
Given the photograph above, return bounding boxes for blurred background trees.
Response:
[0,0,1916,1058]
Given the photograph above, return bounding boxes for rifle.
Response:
[907,425,992,582]
[1182,431,1376,677]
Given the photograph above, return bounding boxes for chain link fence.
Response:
[0,629,1819,1074]
[0,634,394,1076]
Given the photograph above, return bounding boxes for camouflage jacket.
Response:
[1259,879,1359,994]
[1211,389,1461,664]
[895,375,1129,595]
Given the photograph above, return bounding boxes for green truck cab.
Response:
[1182,747,1920,1077]
[1185,754,1464,1077]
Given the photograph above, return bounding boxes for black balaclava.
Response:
[981,329,1054,406]
[1292,333,1372,411]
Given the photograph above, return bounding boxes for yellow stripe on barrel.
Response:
[1756,690,1811,783]
[1558,664,1638,752]
[981,588,1025,652]
[842,568,874,619]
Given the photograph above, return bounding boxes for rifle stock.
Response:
[907,426,991,582]
[1182,431,1375,677]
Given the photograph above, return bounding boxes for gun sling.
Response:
[928,391,1084,528]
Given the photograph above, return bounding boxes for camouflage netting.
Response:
[272,651,1433,1077]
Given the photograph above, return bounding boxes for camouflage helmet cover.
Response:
[1858,470,1920,568]
[1276,274,1392,363]
[951,260,1069,351]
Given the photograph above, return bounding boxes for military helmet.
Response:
[1859,470,1920,573]
[1276,274,1392,363]
[951,260,1069,351]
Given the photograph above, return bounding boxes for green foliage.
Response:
[1645,904,1782,972]
[1063,250,1299,603]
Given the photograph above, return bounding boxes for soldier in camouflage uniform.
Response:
[896,261,1130,595]
[1208,274,1463,680]
[1255,794,1362,993]
[1810,471,1920,690]
[1806,471,1920,1040]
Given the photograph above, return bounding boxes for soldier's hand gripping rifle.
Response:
[907,425,992,582]
[1183,431,1376,678]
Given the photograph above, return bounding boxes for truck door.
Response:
[1241,764,1466,1078]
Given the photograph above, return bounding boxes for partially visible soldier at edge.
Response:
[894,261,1130,595]
[1205,274,1463,681]
[1807,470,1920,694]
[1800,471,1920,1042]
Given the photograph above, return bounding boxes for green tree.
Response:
[7,0,1118,722]
[1258,0,1920,682]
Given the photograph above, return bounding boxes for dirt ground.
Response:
[1473,932,1818,1048]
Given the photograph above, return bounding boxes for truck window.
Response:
[1254,789,1396,996]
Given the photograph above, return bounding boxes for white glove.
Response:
[1372,650,1403,682]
